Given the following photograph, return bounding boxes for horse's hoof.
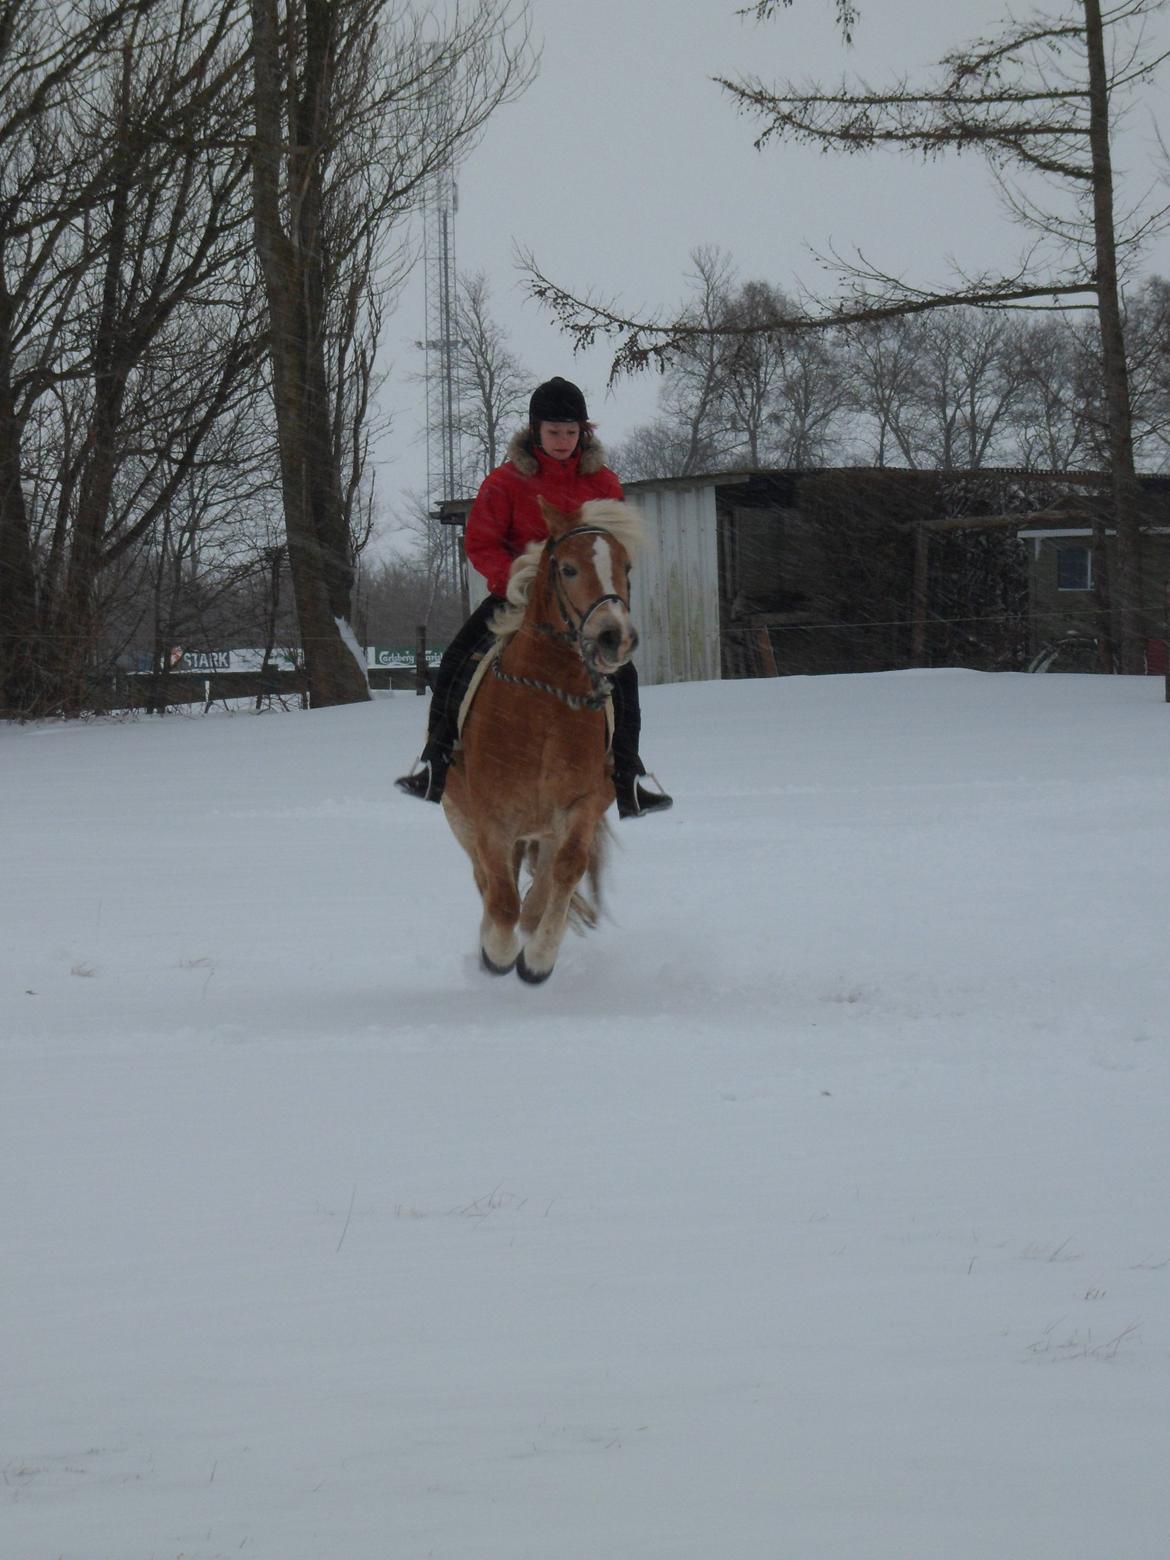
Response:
[516,951,553,985]
[481,947,516,976]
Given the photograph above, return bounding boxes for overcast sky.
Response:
[372,0,1170,530]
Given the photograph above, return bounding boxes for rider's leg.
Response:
[396,596,503,802]
[609,663,673,819]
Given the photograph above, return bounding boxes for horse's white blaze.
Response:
[590,536,633,642]
[591,535,618,600]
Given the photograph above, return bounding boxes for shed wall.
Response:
[626,485,721,685]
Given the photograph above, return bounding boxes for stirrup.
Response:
[616,770,673,820]
[395,758,442,803]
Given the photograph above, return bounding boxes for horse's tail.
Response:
[566,818,613,935]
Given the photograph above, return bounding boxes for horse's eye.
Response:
[561,563,578,579]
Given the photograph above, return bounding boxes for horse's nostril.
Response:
[597,629,621,655]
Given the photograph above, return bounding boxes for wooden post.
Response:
[415,624,428,695]
[257,544,284,711]
[1092,516,1114,673]
[754,621,778,677]
[911,524,929,667]
[459,536,471,620]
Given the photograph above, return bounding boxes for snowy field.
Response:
[3,670,1168,1560]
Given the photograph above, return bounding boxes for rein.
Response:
[490,653,612,711]
[491,526,628,713]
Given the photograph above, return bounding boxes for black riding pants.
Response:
[423,598,644,778]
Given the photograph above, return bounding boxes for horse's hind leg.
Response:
[477,841,522,975]
[516,827,593,985]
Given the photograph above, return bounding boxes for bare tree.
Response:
[620,258,1167,480]
[868,310,1031,471]
[841,316,925,466]
[616,257,851,474]
[613,418,721,482]
[368,489,466,641]
[659,247,742,474]
[0,0,271,716]
[612,248,743,479]
[358,545,464,651]
[249,0,534,708]
[719,280,790,465]
[0,0,167,715]
[51,2,255,711]
[766,323,852,466]
[1125,276,1170,465]
[1010,314,1100,470]
[451,270,531,488]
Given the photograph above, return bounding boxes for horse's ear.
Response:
[538,496,577,538]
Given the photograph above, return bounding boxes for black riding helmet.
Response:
[529,377,589,430]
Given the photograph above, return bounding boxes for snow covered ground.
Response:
[3,670,1168,1560]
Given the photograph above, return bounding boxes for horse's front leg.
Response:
[476,839,522,975]
[516,823,594,985]
[519,840,553,940]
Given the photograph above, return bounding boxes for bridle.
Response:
[545,526,631,645]
[492,525,631,712]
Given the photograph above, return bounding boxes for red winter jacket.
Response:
[464,429,625,598]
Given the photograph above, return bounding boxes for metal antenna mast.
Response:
[422,155,462,593]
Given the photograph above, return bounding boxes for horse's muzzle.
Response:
[583,611,639,675]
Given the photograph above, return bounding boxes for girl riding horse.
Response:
[442,496,643,983]
[395,376,672,819]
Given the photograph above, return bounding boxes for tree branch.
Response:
[520,246,1097,379]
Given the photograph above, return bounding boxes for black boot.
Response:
[394,743,450,804]
[609,667,671,819]
[615,768,673,820]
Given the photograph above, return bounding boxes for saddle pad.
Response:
[456,640,614,751]
[456,642,500,737]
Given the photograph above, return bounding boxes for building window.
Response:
[1056,545,1092,591]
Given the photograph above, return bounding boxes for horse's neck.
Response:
[512,580,590,683]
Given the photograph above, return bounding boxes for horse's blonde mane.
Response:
[576,499,645,561]
[488,501,645,642]
[490,542,544,638]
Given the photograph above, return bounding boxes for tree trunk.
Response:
[1084,0,1145,674]
[249,0,369,708]
[57,334,131,715]
[52,45,135,713]
[0,275,44,718]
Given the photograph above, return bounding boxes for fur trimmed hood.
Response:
[505,426,608,478]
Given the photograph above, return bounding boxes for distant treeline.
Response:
[612,254,1170,483]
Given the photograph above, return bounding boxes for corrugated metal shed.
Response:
[622,481,721,685]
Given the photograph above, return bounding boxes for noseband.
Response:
[491,525,631,712]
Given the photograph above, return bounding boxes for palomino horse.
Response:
[442,497,643,984]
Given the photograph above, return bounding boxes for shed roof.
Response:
[435,465,1169,523]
